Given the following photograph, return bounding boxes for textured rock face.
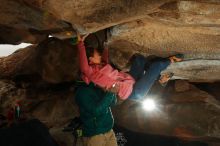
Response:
[0,38,78,83]
[0,0,71,44]
[0,80,78,127]
[0,80,78,146]
[42,0,172,33]
[162,60,220,81]
[109,19,220,56]
[1,0,220,145]
[3,1,220,43]
[113,81,220,139]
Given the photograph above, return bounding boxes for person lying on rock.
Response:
[77,33,183,101]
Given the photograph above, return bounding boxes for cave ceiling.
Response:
[1,0,220,81]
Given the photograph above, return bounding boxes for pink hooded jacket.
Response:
[77,41,135,100]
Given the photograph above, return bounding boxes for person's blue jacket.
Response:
[75,81,117,137]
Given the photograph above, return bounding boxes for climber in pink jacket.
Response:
[77,33,183,101]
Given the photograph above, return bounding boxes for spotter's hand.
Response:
[107,83,119,94]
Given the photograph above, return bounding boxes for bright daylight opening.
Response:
[0,43,32,57]
[142,98,156,111]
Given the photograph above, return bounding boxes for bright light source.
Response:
[142,98,156,111]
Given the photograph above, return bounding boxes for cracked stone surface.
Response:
[1,0,220,145]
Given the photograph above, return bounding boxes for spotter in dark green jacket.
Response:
[75,82,117,137]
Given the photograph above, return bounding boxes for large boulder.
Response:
[0,0,71,44]
[0,38,78,83]
[113,81,220,140]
